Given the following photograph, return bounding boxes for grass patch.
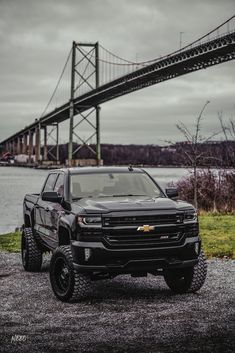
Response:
[0,215,234,258]
[199,214,235,259]
[0,232,21,253]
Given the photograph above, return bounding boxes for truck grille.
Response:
[103,213,182,227]
[104,231,183,248]
[102,213,185,249]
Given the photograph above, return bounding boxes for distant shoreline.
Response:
[0,163,234,170]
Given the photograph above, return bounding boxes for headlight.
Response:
[184,210,198,223]
[78,216,102,225]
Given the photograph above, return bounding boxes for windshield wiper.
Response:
[112,194,148,197]
[77,194,149,198]
[72,196,93,200]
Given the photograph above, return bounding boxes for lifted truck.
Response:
[22,167,207,302]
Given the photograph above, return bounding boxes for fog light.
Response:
[84,248,91,261]
[195,242,200,255]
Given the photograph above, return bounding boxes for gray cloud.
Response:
[0,0,234,145]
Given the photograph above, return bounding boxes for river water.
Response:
[0,166,190,234]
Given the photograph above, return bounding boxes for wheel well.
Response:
[58,226,71,246]
[24,214,31,227]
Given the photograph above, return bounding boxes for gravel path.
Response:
[0,252,234,353]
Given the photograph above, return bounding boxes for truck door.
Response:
[35,172,58,249]
[46,173,66,248]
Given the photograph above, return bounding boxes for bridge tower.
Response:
[68,41,101,167]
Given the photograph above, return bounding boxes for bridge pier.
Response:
[17,136,23,155]
[9,141,13,154]
[20,137,23,154]
[43,126,48,161]
[13,139,18,155]
[28,130,33,163]
[96,106,101,166]
[68,41,76,167]
[22,134,28,155]
[56,123,59,162]
[35,126,41,163]
[43,123,60,163]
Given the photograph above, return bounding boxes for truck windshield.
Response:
[70,172,163,199]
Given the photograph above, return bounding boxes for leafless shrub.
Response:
[218,112,235,167]
[176,169,235,213]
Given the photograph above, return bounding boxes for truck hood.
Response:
[73,196,194,214]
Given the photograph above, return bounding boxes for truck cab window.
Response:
[54,174,65,197]
[42,173,57,193]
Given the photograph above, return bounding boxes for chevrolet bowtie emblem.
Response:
[137,225,155,232]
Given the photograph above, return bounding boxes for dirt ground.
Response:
[0,252,234,353]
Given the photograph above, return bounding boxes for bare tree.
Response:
[176,101,220,208]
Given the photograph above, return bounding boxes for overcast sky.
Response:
[0,0,234,146]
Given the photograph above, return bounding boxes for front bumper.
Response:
[71,236,201,274]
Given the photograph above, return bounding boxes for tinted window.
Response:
[70,172,163,199]
[54,174,64,197]
[42,174,57,193]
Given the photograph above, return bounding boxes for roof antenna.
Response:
[128,164,133,171]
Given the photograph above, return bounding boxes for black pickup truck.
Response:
[22,167,207,302]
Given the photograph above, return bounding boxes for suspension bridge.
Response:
[1,16,235,166]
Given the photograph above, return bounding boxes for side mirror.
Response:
[41,191,62,203]
[165,188,178,199]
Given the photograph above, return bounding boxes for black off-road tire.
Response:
[163,251,207,293]
[49,245,91,302]
[21,227,43,272]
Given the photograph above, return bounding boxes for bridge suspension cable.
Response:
[38,47,72,118]
[98,15,235,67]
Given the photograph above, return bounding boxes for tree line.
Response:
[46,140,235,168]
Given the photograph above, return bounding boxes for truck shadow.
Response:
[41,256,197,301]
[85,277,181,302]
